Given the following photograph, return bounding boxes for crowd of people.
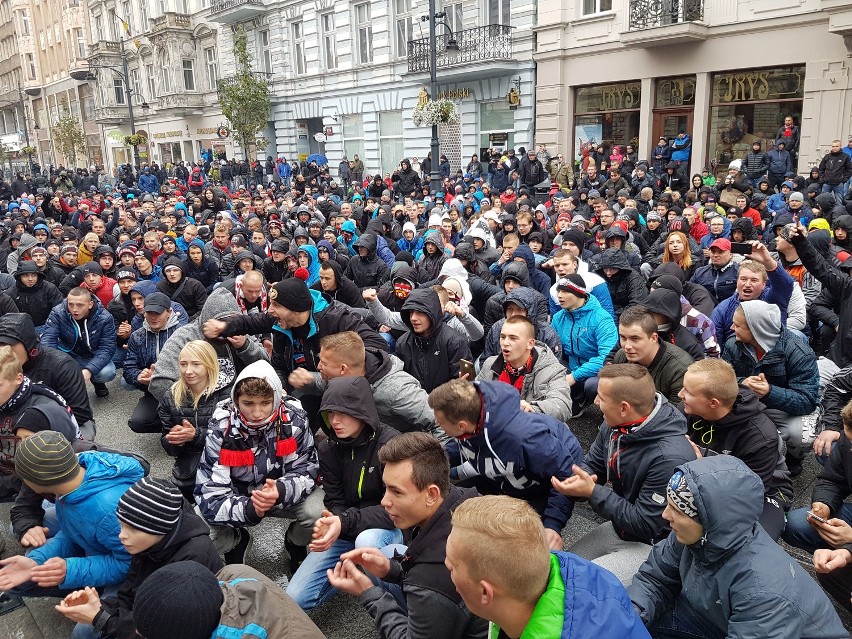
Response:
[0,127,852,638]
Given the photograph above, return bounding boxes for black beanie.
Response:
[116,477,184,535]
[270,277,313,312]
[395,250,415,266]
[133,562,223,639]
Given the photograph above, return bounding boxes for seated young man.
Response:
[476,315,572,423]
[326,432,488,639]
[722,299,819,475]
[446,495,650,639]
[553,364,696,586]
[679,359,794,540]
[628,457,847,639]
[428,379,583,551]
[55,476,223,639]
[0,432,145,597]
[196,359,323,572]
[286,376,402,610]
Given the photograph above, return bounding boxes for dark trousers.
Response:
[128,392,161,434]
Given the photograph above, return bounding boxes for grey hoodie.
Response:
[740,299,780,354]
[148,287,269,403]
[7,232,38,275]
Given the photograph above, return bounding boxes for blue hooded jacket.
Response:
[138,169,160,194]
[41,295,117,374]
[551,294,618,381]
[448,381,583,533]
[28,451,145,589]
[338,219,359,256]
[513,243,552,299]
[628,456,847,638]
[297,244,321,287]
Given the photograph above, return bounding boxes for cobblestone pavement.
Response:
[0,377,849,637]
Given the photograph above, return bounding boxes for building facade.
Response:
[85,0,229,169]
[535,0,852,179]
[210,0,536,177]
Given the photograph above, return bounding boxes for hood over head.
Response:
[831,214,852,234]
[512,242,537,273]
[807,229,833,258]
[400,287,442,334]
[816,192,839,212]
[739,299,781,353]
[649,261,687,283]
[229,359,283,408]
[453,242,475,263]
[353,233,378,257]
[0,312,39,352]
[642,288,683,324]
[596,247,633,272]
[503,286,542,318]
[199,286,241,324]
[422,230,444,251]
[317,239,336,259]
[392,265,417,288]
[319,376,381,442]
[500,260,530,288]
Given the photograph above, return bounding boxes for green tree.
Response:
[52,113,87,167]
[218,27,271,160]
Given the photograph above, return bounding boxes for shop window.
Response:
[573,81,641,164]
[708,66,804,174]
[480,101,514,156]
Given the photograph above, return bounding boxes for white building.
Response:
[535,0,852,179]
[85,0,229,168]
[210,0,537,176]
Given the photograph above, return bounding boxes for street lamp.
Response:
[71,36,139,167]
[424,3,459,195]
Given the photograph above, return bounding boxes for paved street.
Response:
[0,377,850,637]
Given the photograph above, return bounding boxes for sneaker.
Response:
[224,528,253,565]
[785,453,804,478]
[570,399,587,419]
[284,522,307,577]
[93,382,109,398]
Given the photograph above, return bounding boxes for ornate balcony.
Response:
[93,105,130,125]
[407,25,514,75]
[216,71,273,100]
[209,0,265,24]
[150,12,192,33]
[620,0,707,47]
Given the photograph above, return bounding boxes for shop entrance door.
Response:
[653,109,694,145]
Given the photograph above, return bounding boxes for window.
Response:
[257,29,271,73]
[93,14,103,41]
[74,28,86,58]
[130,68,141,100]
[291,21,305,75]
[20,10,30,35]
[121,0,133,33]
[342,113,364,163]
[158,0,166,15]
[582,0,612,14]
[441,1,464,33]
[378,111,404,172]
[354,4,372,64]
[488,0,510,25]
[319,12,337,70]
[394,0,413,58]
[205,46,218,89]
[175,0,187,13]
[83,97,94,120]
[182,59,195,91]
[139,2,148,31]
[161,66,172,93]
[146,64,156,99]
[114,76,126,105]
[25,53,35,80]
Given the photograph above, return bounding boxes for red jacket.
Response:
[84,277,117,308]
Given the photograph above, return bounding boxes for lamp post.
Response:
[425,2,458,195]
[16,85,32,172]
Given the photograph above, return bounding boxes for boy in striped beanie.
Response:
[56,476,223,639]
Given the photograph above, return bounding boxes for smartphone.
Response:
[808,510,828,524]
[459,359,475,379]
[730,242,753,255]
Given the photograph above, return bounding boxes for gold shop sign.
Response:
[575,82,641,114]
[712,66,804,104]
[437,88,470,100]
[152,130,183,139]
[197,127,218,135]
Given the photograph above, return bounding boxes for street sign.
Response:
[314,132,327,142]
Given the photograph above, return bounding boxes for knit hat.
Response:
[61,244,79,257]
[117,477,184,536]
[135,248,153,263]
[270,277,313,312]
[133,562,223,639]
[556,274,588,298]
[789,192,804,203]
[394,250,415,266]
[647,212,662,222]
[116,269,137,282]
[667,470,698,519]
[80,262,103,276]
[15,431,79,487]
[561,229,587,253]
[739,299,781,353]
[650,274,684,295]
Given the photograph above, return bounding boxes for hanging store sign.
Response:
[216,126,231,139]
[437,88,471,100]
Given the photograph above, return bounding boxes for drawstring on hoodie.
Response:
[606,417,648,483]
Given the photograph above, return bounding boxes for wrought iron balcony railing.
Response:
[407,25,514,74]
[628,0,703,30]
[210,0,263,16]
[216,71,273,100]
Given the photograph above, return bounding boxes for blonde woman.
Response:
[77,232,101,265]
[663,230,698,279]
[158,340,228,500]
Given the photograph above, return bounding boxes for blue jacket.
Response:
[28,451,145,589]
[690,260,739,305]
[768,148,793,175]
[513,243,552,299]
[397,235,424,258]
[670,135,691,163]
[136,264,163,283]
[123,310,187,389]
[628,456,846,639]
[722,328,819,417]
[296,244,321,287]
[710,264,794,345]
[338,219,359,256]
[42,295,117,374]
[449,381,583,533]
[552,294,618,382]
[138,171,159,194]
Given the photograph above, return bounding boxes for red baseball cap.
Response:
[709,238,732,251]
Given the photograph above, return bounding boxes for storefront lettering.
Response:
[437,88,470,100]
[595,83,640,111]
[152,130,184,139]
[197,127,218,135]
[717,72,770,103]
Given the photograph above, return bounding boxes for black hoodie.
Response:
[98,501,224,639]
[156,256,208,320]
[5,263,63,326]
[642,288,705,361]
[311,258,366,308]
[0,313,93,425]
[596,248,648,320]
[344,233,389,289]
[318,376,399,540]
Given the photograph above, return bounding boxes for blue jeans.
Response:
[649,595,725,639]
[286,527,403,610]
[783,504,852,553]
[69,586,119,639]
[70,357,116,384]
[822,182,848,206]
